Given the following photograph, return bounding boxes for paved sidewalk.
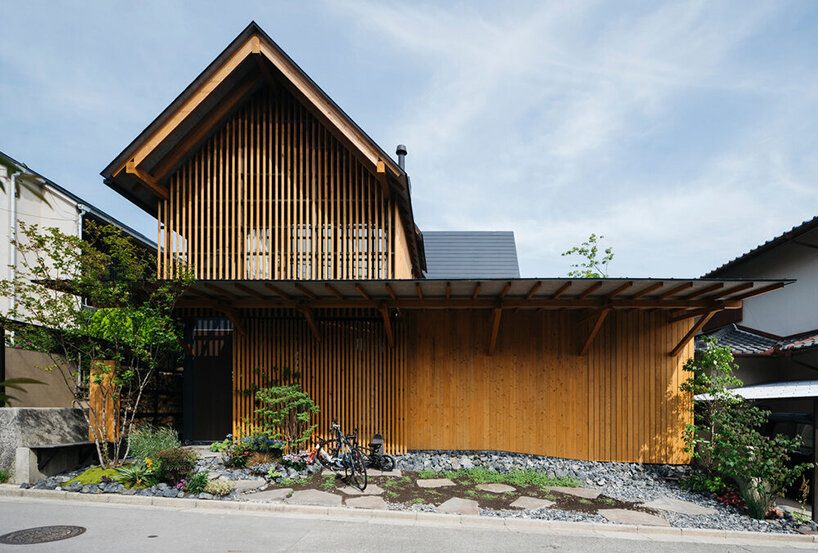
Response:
[0,496,811,552]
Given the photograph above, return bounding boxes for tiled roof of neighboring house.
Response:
[703,215,818,277]
[697,323,818,355]
[421,231,520,279]
[694,380,818,401]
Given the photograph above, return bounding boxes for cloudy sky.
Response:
[1,1,817,278]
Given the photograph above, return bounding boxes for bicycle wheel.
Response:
[378,454,396,472]
[313,438,341,469]
[348,446,367,491]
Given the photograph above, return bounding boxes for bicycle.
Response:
[308,418,367,491]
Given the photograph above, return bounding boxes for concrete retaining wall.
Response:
[0,408,87,477]
[4,349,76,407]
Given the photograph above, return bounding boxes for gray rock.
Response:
[437,497,479,515]
[162,488,178,498]
[198,492,214,500]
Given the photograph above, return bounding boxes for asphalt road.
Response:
[0,497,806,553]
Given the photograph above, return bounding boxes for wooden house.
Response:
[101,23,789,464]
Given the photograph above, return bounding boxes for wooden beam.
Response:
[669,307,720,323]
[579,308,610,356]
[670,312,716,357]
[703,282,753,301]
[152,75,261,179]
[263,283,291,300]
[656,282,694,300]
[552,281,572,299]
[355,283,371,300]
[175,335,194,357]
[631,281,663,299]
[415,283,424,301]
[385,283,397,300]
[294,283,318,300]
[577,281,603,300]
[472,282,481,300]
[606,281,633,300]
[324,283,344,299]
[445,282,451,300]
[297,307,321,342]
[219,308,245,336]
[125,160,169,200]
[499,282,512,299]
[524,281,542,300]
[233,282,267,300]
[380,304,394,348]
[732,282,785,301]
[681,283,723,300]
[176,296,742,311]
[488,307,502,356]
[203,282,238,300]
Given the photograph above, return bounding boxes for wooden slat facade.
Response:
[157,86,405,280]
[220,308,693,463]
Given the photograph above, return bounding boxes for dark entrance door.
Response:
[189,329,232,441]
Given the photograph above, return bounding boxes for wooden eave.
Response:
[101,21,425,274]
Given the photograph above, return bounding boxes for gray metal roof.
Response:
[423,231,520,279]
[697,323,818,355]
[695,380,818,401]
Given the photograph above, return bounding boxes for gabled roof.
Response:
[423,231,520,279]
[703,216,818,277]
[697,323,818,355]
[101,21,424,274]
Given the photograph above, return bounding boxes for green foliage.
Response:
[680,473,726,493]
[417,469,437,479]
[409,497,425,504]
[268,468,283,480]
[209,437,231,453]
[154,448,198,484]
[179,471,209,494]
[0,469,9,483]
[0,221,194,467]
[254,383,320,450]
[63,466,123,487]
[320,474,335,490]
[222,441,252,468]
[0,377,45,407]
[561,233,614,278]
[440,468,579,488]
[127,425,180,460]
[204,479,235,496]
[682,337,812,518]
[115,461,158,489]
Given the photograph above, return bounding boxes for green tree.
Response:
[561,233,614,278]
[0,221,194,467]
[681,337,811,518]
[254,383,320,451]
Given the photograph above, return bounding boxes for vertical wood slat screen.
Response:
[157,86,396,280]
[231,310,406,455]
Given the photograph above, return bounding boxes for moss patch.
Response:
[62,467,122,487]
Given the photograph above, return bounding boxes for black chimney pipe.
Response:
[396,144,407,170]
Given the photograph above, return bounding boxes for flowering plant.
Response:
[281,450,310,471]
[176,471,209,494]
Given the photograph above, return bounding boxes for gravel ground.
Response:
[21,449,818,535]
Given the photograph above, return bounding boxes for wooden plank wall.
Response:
[404,310,694,464]
[157,86,398,280]
[231,310,407,454]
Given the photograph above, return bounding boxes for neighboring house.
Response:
[0,151,154,407]
[698,217,818,471]
[100,22,787,463]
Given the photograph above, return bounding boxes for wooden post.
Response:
[183,320,195,443]
[88,360,119,443]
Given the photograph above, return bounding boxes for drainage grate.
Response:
[0,525,86,545]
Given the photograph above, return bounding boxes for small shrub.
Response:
[254,383,319,450]
[155,448,197,484]
[209,437,231,453]
[223,441,252,468]
[241,434,285,454]
[0,469,9,483]
[204,479,235,496]
[248,452,276,467]
[281,451,310,471]
[128,425,181,460]
[715,488,745,509]
[115,462,158,489]
[267,468,283,480]
[681,473,726,494]
[177,471,209,494]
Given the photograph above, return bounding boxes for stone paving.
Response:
[233,479,265,494]
[546,486,602,500]
[437,497,480,515]
[599,508,670,527]
[244,488,292,502]
[641,496,717,516]
[416,478,456,488]
[284,489,342,507]
[345,495,388,510]
[510,496,555,510]
[339,484,385,496]
[476,483,515,493]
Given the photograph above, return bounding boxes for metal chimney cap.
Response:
[396,144,408,156]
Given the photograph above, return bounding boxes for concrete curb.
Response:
[0,484,815,546]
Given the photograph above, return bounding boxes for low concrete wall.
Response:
[0,408,87,478]
[5,349,76,407]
